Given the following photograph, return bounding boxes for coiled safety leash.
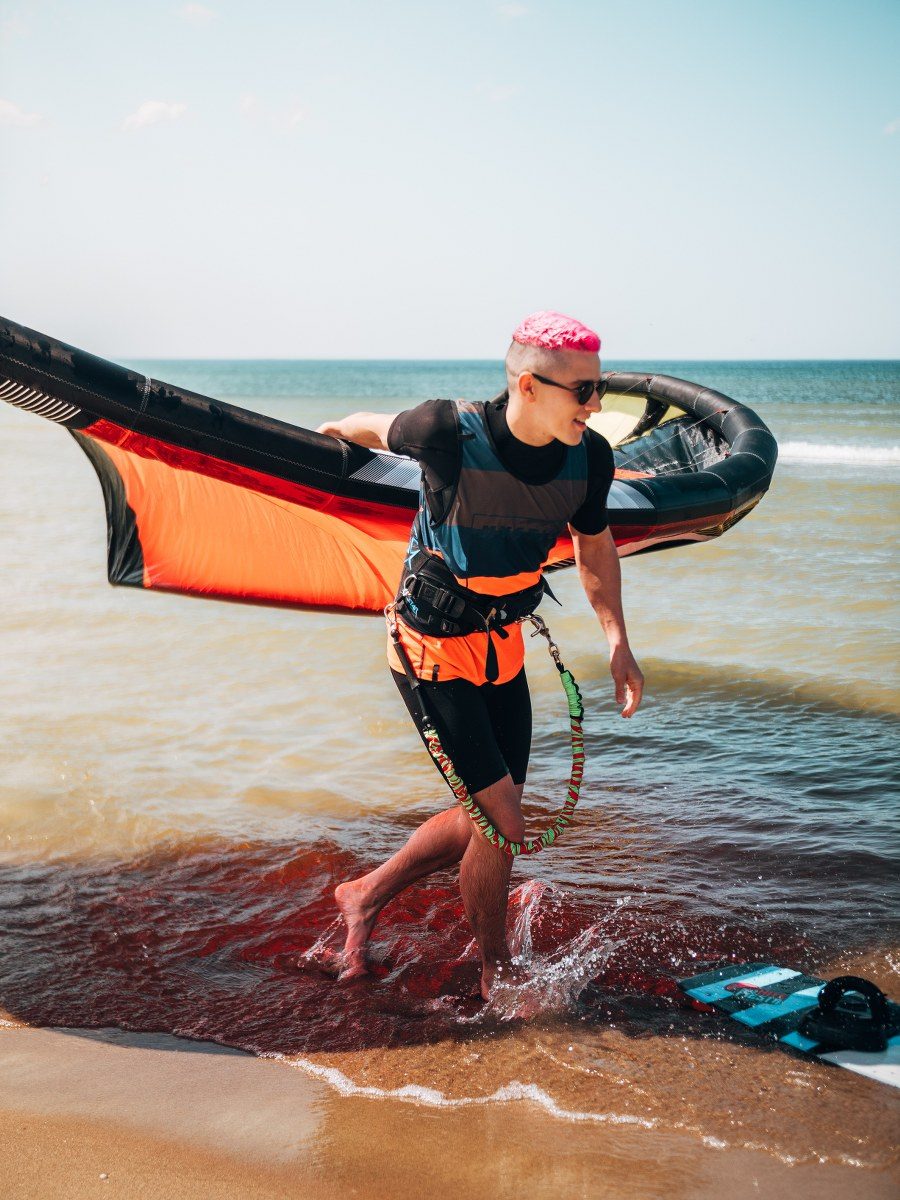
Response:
[386,608,585,857]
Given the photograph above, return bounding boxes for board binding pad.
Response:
[679,963,900,1089]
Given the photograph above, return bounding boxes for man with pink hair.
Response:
[317,312,644,1001]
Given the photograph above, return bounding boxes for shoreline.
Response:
[2,1026,898,1200]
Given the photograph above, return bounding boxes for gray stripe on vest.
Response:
[445,464,587,531]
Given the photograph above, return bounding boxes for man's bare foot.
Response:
[480,958,526,1002]
[481,959,543,1017]
[334,878,380,980]
[336,947,371,981]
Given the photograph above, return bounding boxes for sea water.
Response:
[1,360,898,1172]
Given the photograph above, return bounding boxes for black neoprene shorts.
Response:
[391,667,532,795]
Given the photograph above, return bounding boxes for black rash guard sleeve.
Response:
[569,429,615,536]
[387,398,461,524]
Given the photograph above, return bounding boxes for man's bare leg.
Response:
[335,805,472,978]
[335,780,525,981]
[456,774,525,1000]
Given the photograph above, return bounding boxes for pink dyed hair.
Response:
[512,311,600,353]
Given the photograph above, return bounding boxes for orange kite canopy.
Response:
[0,316,777,612]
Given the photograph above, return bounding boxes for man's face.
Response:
[521,348,603,445]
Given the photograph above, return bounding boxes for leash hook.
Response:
[525,612,562,668]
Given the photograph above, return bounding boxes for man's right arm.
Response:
[315,412,397,451]
[318,401,459,522]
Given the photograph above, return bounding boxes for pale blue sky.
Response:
[1,0,898,358]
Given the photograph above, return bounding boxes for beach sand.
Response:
[2,1026,898,1200]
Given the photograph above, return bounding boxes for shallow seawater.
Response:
[1,360,898,1173]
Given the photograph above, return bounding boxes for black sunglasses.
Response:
[531,373,609,405]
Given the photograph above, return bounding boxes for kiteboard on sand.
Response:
[679,964,900,1089]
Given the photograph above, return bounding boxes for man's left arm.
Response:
[569,526,644,718]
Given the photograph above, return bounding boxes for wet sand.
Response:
[2,1026,898,1200]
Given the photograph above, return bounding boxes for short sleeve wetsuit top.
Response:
[387,392,614,687]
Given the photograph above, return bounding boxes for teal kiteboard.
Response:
[679,963,900,1089]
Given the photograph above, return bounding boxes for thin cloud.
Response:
[497,3,528,17]
[0,98,42,126]
[236,94,310,130]
[122,100,187,131]
[884,117,900,136]
[179,4,217,25]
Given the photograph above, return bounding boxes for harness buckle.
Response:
[384,600,399,639]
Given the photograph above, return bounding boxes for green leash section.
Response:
[388,611,585,857]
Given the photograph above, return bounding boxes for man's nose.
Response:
[584,388,602,414]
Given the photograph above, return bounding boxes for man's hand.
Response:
[315,412,397,450]
[609,643,644,718]
[316,420,347,438]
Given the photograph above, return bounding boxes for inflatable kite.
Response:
[0,316,777,612]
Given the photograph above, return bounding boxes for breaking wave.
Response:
[779,441,900,466]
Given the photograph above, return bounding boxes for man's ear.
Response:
[517,372,537,403]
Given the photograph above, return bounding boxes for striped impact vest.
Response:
[390,399,589,685]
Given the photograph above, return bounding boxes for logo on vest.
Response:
[470,513,564,534]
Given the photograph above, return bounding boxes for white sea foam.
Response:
[779,441,900,466]
[264,1053,658,1129]
[266,1054,812,1165]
